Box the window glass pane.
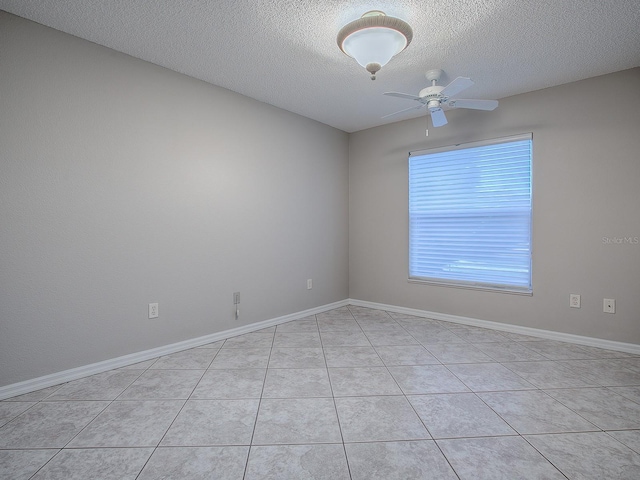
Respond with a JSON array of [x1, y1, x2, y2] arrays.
[[409, 135, 532, 292]]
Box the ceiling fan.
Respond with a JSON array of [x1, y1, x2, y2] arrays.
[[383, 69, 498, 128]]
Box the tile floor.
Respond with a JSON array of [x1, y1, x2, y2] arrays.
[[2, 305, 640, 479]]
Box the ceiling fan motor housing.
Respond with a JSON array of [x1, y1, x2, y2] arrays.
[[427, 99, 441, 111], [419, 85, 445, 111]]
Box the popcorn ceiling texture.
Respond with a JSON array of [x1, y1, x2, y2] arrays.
[[1, 0, 639, 132]]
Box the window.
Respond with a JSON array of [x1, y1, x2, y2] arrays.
[[408, 134, 532, 293]]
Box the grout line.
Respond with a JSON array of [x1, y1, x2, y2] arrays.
[[319, 313, 355, 480], [519, 434, 572, 479], [133, 351, 215, 478], [241, 328, 276, 480], [23, 448, 63, 480]]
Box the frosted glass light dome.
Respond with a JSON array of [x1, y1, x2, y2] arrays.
[[337, 11, 413, 80], [343, 27, 407, 68]]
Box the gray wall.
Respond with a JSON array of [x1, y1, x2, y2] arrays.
[[349, 68, 640, 344], [0, 12, 349, 386]]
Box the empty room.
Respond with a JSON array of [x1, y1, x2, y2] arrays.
[[1, 1, 639, 479]]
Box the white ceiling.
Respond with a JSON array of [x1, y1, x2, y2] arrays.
[[2, 0, 639, 133]]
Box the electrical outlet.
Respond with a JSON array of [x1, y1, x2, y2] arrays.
[[148, 303, 158, 319], [603, 298, 616, 314], [307, 279, 312, 290], [569, 294, 581, 308], [233, 292, 240, 305]]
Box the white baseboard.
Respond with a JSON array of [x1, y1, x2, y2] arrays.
[[0, 299, 349, 401], [349, 298, 640, 355], [4, 297, 637, 401]]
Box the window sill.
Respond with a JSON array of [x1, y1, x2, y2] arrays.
[[408, 278, 533, 296]]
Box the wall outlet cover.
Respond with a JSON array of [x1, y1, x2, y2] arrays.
[[570, 294, 581, 308], [148, 303, 159, 319]]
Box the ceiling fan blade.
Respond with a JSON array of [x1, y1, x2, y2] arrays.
[[383, 92, 423, 102], [382, 104, 426, 119], [448, 99, 499, 111], [430, 108, 448, 127], [440, 77, 474, 98]]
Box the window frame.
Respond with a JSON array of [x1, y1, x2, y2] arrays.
[[407, 133, 533, 295]]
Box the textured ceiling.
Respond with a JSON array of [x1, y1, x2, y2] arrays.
[[1, 0, 639, 132]]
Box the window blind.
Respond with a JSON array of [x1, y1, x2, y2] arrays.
[[408, 134, 532, 293]]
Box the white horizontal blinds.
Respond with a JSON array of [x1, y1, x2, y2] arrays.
[[409, 135, 532, 291]]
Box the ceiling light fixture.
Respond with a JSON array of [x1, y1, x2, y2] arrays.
[[337, 10, 413, 80]]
